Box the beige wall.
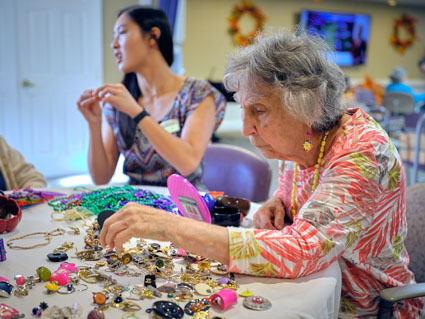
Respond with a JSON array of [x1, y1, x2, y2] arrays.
[[184, 0, 425, 82], [103, 0, 139, 84], [102, 0, 425, 83]]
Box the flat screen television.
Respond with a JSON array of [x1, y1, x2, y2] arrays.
[[299, 9, 371, 66]]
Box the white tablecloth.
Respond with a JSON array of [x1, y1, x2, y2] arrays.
[[0, 186, 341, 318]]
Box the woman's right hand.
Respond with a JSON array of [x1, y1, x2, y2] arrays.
[[253, 195, 286, 230], [77, 89, 102, 125]]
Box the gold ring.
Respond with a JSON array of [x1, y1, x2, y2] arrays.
[[122, 301, 142, 311]]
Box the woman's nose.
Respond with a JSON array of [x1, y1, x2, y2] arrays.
[[241, 108, 255, 137], [110, 37, 118, 49]]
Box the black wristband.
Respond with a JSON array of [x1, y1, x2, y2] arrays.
[[133, 109, 150, 125]]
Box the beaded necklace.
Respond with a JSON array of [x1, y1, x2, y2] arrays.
[[291, 131, 329, 219], [48, 186, 176, 215]]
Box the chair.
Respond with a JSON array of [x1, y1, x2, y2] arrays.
[[382, 92, 416, 116], [381, 92, 416, 141], [202, 144, 272, 202], [398, 113, 425, 184], [378, 182, 425, 318], [412, 113, 425, 184]]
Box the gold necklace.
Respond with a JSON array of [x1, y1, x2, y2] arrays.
[[291, 131, 329, 219], [6, 228, 66, 249]]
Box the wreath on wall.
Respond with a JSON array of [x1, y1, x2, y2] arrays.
[[390, 14, 417, 54], [228, 0, 267, 47]]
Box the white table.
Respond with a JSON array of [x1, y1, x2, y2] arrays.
[[0, 186, 341, 318]]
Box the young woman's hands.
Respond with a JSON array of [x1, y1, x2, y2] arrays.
[[95, 83, 142, 118], [77, 89, 102, 126]]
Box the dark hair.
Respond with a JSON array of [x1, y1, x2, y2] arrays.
[[116, 6, 174, 149], [419, 57, 425, 67], [118, 6, 174, 66]]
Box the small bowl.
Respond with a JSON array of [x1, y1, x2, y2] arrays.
[[0, 195, 22, 233], [211, 207, 241, 227]]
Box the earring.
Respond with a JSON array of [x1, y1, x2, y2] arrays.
[[303, 131, 313, 152]]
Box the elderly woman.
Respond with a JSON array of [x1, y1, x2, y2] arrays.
[[100, 30, 423, 318]]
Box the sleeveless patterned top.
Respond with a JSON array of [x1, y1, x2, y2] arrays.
[[104, 77, 226, 188]]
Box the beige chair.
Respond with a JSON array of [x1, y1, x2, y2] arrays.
[[378, 182, 425, 318]]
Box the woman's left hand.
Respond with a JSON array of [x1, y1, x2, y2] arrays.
[[95, 83, 142, 118], [100, 202, 171, 252]]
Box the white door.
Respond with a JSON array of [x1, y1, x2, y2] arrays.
[[0, 0, 20, 147], [0, 0, 103, 178]]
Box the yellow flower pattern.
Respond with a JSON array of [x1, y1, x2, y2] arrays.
[[321, 238, 336, 254], [340, 297, 357, 314], [350, 152, 377, 180], [346, 221, 363, 248], [229, 230, 263, 260], [391, 235, 404, 259], [387, 160, 401, 191], [249, 262, 279, 277]]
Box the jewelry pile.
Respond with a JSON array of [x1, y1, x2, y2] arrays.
[[1, 187, 272, 319]]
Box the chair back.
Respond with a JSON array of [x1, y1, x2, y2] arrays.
[[354, 88, 377, 107], [382, 92, 415, 115], [202, 144, 272, 202], [405, 182, 425, 283]]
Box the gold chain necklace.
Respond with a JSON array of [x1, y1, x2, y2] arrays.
[[291, 131, 329, 219], [6, 228, 66, 249]]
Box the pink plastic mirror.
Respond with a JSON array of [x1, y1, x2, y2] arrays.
[[167, 174, 211, 223]]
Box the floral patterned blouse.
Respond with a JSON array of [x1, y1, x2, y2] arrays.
[[228, 108, 423, 318], [104, 78, 226, 188]]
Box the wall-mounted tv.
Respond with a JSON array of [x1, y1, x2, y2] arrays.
[[299, 9, 371, 67]]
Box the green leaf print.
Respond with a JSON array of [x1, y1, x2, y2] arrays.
[[229, 230, 263, 260], [340, 297, 357, 314], [350, 152, 377, 180], [391, 235, 404, 259], [249, 262, 279, 277], [387, 160, 401, 191], [345, 221, 363, 248], [321, 238, 336, 254]]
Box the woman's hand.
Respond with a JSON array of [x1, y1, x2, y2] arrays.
[[77, 89, 102, 125], [253, 195, 286, 230], [100, 202, 172, 252], [95, 83, 142, 118]]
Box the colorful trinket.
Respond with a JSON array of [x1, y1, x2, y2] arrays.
[[45, 281, 58, 293], [36, 266, 52, 282], [148, 301, 184, 319], [0, 303, 20, 319], [121, 253, 132, 264], [184, 299, 211, 316], [93, 292, 107, 305], [0, 282, 14, 297], [243, 295, 272, 311], [87, 308, 105, 319], [194, 283, 213, 296], [239, 289, 254, 297], [144, 274, 156, 288], [0, 238, 6, 261]]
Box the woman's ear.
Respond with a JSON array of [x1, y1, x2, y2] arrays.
[[149, 27, 161, 46]]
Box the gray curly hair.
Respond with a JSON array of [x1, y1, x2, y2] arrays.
[[223, 28, 347, 132]]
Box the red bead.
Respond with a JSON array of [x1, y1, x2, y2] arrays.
[[16, 276, 25, 285]]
